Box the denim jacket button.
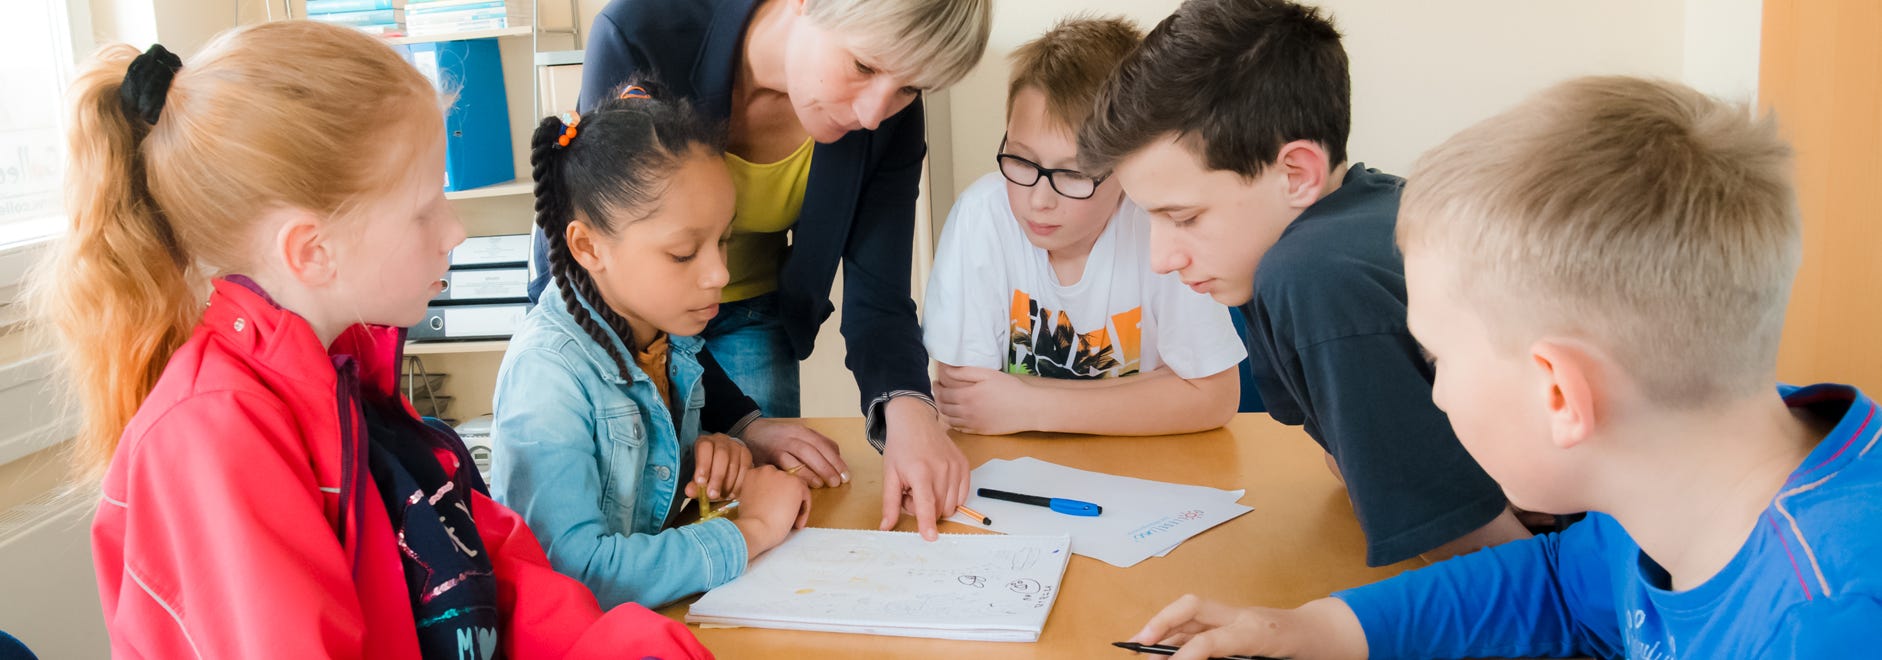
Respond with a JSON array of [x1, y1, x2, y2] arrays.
[[654, 465, 671, 481]]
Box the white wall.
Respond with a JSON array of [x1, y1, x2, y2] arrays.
[[89, 0, 242, 56], [1682, 0, 1763, 103], [942, 0, 1763, 203]]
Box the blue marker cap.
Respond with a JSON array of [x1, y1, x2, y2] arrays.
[[1048, 498, 1102, 516]]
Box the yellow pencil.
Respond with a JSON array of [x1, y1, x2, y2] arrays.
[[702, 501, 740, 521], [957, 505, 991, 525]]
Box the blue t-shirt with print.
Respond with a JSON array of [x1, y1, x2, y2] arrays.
[[1335, 384, 1882, 658]]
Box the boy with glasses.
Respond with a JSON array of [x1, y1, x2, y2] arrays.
[[921, 16, 1246, 437]]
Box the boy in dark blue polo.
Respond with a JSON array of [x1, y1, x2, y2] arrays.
[[1077, 0, 1528, 566]]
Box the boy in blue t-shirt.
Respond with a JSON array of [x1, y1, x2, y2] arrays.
[[1077, 0, 1527, 565], [1121, 75, 1880, 659]]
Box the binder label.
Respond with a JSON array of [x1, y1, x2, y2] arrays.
[[445, 306, 526, 338], [447, 269, 528, 300]]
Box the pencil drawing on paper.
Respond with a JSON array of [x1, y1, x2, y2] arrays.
[[686, 528, 1074, 640]]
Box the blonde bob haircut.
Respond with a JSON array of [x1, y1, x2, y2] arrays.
[[805, 0, 992, 91], [1398, 76, 1801, 408]]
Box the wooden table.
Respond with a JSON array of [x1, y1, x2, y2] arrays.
[[658, 414, 1423, 658]]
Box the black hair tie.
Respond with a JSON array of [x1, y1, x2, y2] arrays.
[[120, 44, 183, 125]]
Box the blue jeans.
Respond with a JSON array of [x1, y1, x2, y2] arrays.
[[703, 292, 802, 418]]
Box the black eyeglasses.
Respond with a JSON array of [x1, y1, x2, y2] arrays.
[[995, 136, 1108, 200]]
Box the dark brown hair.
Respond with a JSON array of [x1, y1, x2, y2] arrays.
[[1077, 0, 1349, 178]]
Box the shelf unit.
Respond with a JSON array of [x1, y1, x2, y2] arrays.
[[444, 178, 532, 201], [405, 339, 512, 356], [388, 26, 534, 46], [416, 17, 537, 421], [398, 0, 580, 420]]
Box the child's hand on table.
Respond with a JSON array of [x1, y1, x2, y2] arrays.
[[729, 465, 812, 560], [1130, 595, 1368, 660], [934, 365, 1036, 435], [688, 433, 753, 501], [741, 418, 850, 488]]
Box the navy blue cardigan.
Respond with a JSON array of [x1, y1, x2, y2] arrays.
[[529, 0, 933, 428]]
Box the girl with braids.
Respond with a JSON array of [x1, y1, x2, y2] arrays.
[[542, 0, 997, 544], [489, 80, 814, 609], [37, 21, 709, 658]]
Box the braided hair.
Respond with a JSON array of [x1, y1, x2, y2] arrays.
[[530, 77, 725, 379]]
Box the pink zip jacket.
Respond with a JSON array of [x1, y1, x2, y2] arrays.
[[91, 277, 713, 659]]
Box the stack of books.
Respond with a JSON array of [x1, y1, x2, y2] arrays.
[[405, 0, 510, 37], [306, 0, 406, 36]]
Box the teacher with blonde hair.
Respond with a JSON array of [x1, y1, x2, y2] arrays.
[[528, 0, 992, 540]]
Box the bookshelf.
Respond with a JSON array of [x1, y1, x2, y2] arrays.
[[405, 339, 511, 356], [388, 25, 533, 46], [407, 5, 540, 422], [275, 0, 583, 421], [443, 178, 531, 201]]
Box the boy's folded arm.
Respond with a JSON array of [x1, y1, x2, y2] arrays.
[[491, 349, 748, 610], [1333, 517, 1624, 659], [1016, 366, 1178, 390], [1026, 367, 1239, 435]]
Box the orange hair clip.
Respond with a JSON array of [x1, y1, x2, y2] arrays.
[[619, 85, 651, 100], [556, 111, 581, 147]]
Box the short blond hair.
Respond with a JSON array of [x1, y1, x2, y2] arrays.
[[1398, 76, 1800, 407], [1006, 16, 1143, 132], [806, 0, 991, 91]]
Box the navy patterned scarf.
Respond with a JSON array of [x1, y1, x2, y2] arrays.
[[362, 401, 504, 659]]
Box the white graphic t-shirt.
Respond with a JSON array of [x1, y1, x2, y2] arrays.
[[923, 173, 1246, 380]]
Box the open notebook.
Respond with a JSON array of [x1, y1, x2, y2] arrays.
[[685, 528, 1073, 642]]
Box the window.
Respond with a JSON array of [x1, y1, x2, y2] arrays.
[[0, 0, 78, 253]]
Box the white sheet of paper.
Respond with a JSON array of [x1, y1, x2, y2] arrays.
[[945, 457, 1252, 567], [686, 528, 1072, 642]]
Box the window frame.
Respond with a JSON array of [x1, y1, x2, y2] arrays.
[[0, 0, 86, 319]]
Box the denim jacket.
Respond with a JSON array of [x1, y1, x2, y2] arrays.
[[490, 282, 746, 609]]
